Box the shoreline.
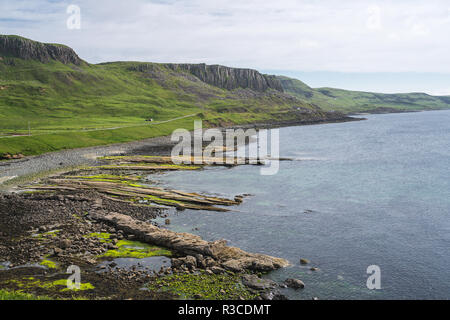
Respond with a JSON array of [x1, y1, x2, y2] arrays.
[[0, 111, 418, 300], [0, 115, 363, 190], [0, 152, 294, 300]]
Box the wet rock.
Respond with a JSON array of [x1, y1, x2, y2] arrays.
[[300, 258, 310, 265], [106, 243, 118, 250], [250, 260, 276, 272], [284, 278, 305, 290], [171, 258, 183, 269], [310, 267, 318, 271], [164, 219, 171, 225], [241, 274, 277, 291], [261, 291, 289, 300]]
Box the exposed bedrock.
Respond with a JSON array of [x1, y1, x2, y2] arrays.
[[0, 35, 84, 65], [165, 63, 284, 92], [93, 212, 289, 272]]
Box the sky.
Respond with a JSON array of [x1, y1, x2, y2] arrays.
[[1, 0, 450, 95]]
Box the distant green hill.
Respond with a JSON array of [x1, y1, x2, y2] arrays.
[[0, 35, 342, 156], [278, 76, 450, 113], [2, 35, 448, 157]]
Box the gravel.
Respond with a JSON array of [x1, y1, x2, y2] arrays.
[[0, 134, 176, 184]]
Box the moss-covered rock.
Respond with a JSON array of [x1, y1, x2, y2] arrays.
[[147, 272, 258, 300], [3, 277, 94, 293], [101, 240, 172, 259], [40, 259, 58, 269]]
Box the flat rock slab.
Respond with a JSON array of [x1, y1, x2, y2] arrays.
[[93, 212, 289, 272]]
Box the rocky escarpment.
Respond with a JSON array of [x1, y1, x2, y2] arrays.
[[0, 35, 84, 65], [165, 63, 283, 92]]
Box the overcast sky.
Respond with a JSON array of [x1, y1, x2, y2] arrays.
[[1, 0, 450, 95]]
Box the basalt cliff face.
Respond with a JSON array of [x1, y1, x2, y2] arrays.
[[0, 35, 84, 65], [165, 63, 283, 92]]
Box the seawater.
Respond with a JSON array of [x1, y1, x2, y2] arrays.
[[151, 110, 450, 299]]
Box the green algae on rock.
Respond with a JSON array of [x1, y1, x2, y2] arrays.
[[3, 277, 95, 293], [31, 229, 62, 242], [51, 279, 95, 292], [84, 232, 112, 243], [40, 259, 58, 269], [147, 272, 258, 300], [101, 240, 172, 259], [0, 289, 53, 300]]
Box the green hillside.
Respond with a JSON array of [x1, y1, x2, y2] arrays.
[[278, 76, 450, 113], [2, 34, 447, 158], [0, 35, 336, 156]]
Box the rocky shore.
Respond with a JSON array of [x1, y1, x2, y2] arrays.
[[0, 151, 298, 300], [0, 117, 354, 300]]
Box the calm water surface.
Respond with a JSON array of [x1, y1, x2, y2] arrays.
[[151, 110, 450, 299]]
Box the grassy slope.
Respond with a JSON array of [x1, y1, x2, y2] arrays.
[[0, 55, 319, 156], [278, 76, 450, 113]]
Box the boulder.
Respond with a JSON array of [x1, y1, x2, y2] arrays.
[[300, 258, 310, 265], [171, 258, 183, 268], [241, 274, 277, 291], [284, 278, 305, 290], [184, 255, 197, 269]]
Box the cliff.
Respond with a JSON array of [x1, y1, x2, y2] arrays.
[[0, 35, 84, 65], [165, 63, 283, 92]]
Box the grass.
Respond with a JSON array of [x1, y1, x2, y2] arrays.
[[4, 36, 446, 157], [0, 36, 321, 156], [0, 116, 198, 156], [278, 75, 450, 113]]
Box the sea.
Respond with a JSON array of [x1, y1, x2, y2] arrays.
[[151, 110, 450, 299]]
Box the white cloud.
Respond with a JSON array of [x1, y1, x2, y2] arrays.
[[366, 5, 382, 30], [0, 0, 449, 73]]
